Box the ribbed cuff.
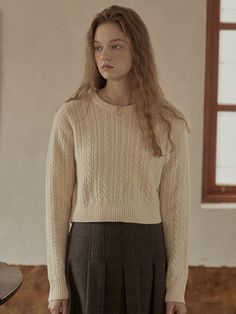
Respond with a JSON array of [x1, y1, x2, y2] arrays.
[[165, 282, 186, 303], [48, 276, 69, 302]]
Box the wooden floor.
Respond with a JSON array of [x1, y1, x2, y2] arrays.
[[0, 265, 236, 314]]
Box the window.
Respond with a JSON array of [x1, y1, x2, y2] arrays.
[[203, 0, 236, 202]]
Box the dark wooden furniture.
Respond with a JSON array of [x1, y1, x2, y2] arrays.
[[0, 262, 23, 305]]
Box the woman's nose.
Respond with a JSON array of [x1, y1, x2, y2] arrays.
[[101, 47, 112, 60]]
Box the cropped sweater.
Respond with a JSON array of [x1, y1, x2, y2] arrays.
[[45, 87, 191, 304]]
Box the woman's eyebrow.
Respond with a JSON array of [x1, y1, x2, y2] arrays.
[[94, 38, 125, 43]]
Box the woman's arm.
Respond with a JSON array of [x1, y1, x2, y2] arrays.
[[159, 118, 191, 304], [45, 104, 76, 302]]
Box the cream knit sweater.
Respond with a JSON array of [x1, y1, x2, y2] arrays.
[[45, 88, 191, 304]]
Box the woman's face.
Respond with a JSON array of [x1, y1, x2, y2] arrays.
[[93, 22, 133, 81]]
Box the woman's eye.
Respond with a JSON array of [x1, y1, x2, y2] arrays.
[[94, 45, 121, 51], [112, 44, 121, 49]]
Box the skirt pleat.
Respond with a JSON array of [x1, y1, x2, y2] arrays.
[[86, 259, 106, 313], [65, 221, 167, 314], [151, 261, 167, 313]]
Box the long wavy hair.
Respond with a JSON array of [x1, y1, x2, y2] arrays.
[[65, 5, 191, 157]]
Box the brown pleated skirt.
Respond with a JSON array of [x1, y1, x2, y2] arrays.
[[65, 221, 167, 314]]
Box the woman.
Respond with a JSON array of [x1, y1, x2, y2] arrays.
[[46, 5, 191, 314]]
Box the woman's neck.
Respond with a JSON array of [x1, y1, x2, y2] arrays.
[[98, 86, 133, 106]]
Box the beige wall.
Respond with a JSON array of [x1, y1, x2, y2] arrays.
[[1, 0, 235, 266]]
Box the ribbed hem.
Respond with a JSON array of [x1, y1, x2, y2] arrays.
[[70, 201, 162, 224], [48, 276, 68, 302]]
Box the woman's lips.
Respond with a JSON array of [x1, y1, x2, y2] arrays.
[[101, 65, 113, 69]]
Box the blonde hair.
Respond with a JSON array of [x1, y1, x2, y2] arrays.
[[66, 5, 191, 157]]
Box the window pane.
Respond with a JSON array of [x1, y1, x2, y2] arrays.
[[218, 30, 236, 104], [216, 111, 236, 185], [220, 0, 236, 22]]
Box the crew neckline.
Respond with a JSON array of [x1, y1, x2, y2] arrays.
[[91, 87, 135, 113]]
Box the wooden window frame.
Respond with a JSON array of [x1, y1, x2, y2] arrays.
[[202, 0, 236, 203]]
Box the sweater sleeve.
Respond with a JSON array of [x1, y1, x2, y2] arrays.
[[45, 104, 76, 302], [159, 118, 191, 304]]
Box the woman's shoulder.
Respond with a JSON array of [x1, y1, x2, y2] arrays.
[[55, 95, 90, 124], [160, 104, 189, 134], [157, 104, 190, 155]]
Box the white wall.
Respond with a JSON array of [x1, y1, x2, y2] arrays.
[[1, 0, 235, 266]]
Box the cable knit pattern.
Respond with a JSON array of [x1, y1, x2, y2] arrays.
[[45, 88, 191, 303]]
